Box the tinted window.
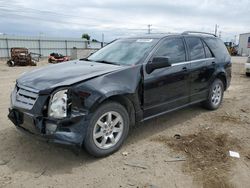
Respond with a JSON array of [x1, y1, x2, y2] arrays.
[[185, 37, 205, 60], [203, 42, 213, 58], [203, 38, 230, 61], [154, 38, 186, 64]]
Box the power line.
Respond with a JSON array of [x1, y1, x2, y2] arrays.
[[0, 4, 173, 34], [0, 4, 147, 29], [4, 4, 235, 39], [0, 6, 151, 36], [0, 12, 148, 32]]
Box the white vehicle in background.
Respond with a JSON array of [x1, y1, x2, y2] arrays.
[[246, 56, 250, 77]]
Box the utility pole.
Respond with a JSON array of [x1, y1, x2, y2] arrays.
[[147, 24, 152, 34], [219, 31, 222, 38], [234, 35, 237, 44], [101, 33, 104, 48], [214, 24, 219, 36]]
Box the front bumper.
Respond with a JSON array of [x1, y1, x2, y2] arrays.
[[8, 108, 88, 149]]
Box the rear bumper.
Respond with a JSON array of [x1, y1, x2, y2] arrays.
[[8, 108, 88, 149]]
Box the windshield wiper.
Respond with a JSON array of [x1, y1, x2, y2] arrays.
[[95, 60, 120, 65], [79, 58, 92, 61]]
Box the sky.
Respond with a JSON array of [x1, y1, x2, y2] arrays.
[[0, 0, 250, 42]]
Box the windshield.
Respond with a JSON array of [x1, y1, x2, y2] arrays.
[[87, 38, 158, 65]]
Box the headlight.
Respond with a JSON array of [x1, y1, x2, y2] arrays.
[[48, 89, 68, 118]]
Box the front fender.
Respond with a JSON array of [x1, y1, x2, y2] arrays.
[[70, 65, 143, 113]]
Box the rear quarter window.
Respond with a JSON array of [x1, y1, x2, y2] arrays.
[[203, 37, 230, 62], [203, 41, 214, 58]]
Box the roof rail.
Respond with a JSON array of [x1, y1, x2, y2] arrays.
[[182, 31, 217, 37]]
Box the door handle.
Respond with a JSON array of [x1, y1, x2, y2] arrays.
[[182, 67, 188, 71]]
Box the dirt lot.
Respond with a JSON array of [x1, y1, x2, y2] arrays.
[[0, 57, 249, 188]]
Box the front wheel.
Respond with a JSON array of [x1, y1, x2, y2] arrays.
[[202, 79, 224, 110], [84, 102, 129, 157]]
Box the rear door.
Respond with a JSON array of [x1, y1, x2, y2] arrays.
[[184, 37, 215, 102], [143, 36, 190, 118]]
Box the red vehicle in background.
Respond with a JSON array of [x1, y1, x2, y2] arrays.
[[48, 53, 70, 63]]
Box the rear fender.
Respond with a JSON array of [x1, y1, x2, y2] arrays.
[[209, 68, 228, 90]]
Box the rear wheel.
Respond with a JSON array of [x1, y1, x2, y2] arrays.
[[202, 79, 224, 110], [246, 72, 250, 77], [84, 102, 129, 157]]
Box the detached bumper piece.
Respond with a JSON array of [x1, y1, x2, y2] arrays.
[[8, 108, 87, 149]]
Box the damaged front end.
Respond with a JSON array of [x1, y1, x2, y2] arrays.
[[8, 84, 89, 150], [7, 59, 144, 154]]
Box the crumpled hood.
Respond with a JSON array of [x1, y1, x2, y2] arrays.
[[17, 60, 123, 92]]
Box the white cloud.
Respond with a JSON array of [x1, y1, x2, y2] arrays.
[[0, 0, 249, 42]]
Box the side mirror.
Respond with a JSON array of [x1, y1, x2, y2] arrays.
[[146, 56, 171, 74]]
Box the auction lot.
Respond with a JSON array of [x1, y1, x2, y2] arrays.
[[0, 57, 249, 188]]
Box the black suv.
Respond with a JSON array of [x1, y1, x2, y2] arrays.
[[8, 31, 231, 157]]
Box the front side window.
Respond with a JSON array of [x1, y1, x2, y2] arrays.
[[185, 37, 206, 60], [88, 38, 158, 65], [154, 38, 186, 64]]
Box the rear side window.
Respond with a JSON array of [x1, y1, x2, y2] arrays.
[[203, 37, 230, 61], [185, 37, 205, 60], [154, 38, 186, 64], [203, 42, 213, 58]]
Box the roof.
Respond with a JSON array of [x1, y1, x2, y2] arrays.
[[127, 33, 176, 39], [125, 31, 216, 39]]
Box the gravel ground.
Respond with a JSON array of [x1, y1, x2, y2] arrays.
[[0, 57, 249, 188]]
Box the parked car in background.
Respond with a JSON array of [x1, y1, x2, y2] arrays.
[[6, 48, 40, 66], [48, 53, 69, 63], [246, 56, 250, 76], [8, 31, 231, 157]]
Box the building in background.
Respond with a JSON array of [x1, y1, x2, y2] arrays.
[[0, 35, 103, 59], [238, 33, 250, 56]]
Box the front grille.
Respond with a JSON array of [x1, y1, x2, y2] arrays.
[[15, 86, 38, 110]]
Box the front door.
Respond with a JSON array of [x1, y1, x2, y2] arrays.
[[143, 36, 190, 119]]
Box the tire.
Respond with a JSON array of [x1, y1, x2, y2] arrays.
[[84, 102, 130, 157], [246, 72, 250, 77], [202, 79, 224, 110], [7, 60, 15, 67], [31, 60, 37, 66]]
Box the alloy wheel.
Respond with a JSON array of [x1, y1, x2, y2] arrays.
[[93, 111, 124, 149], [211, 84, 222, 106]]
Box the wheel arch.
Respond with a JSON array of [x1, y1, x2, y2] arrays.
[[215, 72, 227, 91], [89, 94, 136, 127], [210, 69, 228, 91]]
